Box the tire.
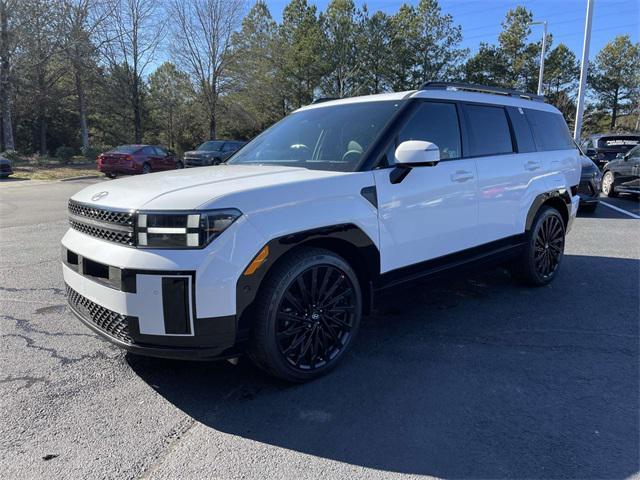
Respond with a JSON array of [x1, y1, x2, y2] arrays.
[[176, 161, 184, 169], [105, 172, 117, 179], [142, 163, 152, 174], [602, 171, 617, 197], [248, 247, 362, 382], [511, 205, 566, 286]]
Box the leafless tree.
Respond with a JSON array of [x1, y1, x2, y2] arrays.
[[169, 0, 245, 139], [100, 0, 163, 143], [59, 0, 113, 150]]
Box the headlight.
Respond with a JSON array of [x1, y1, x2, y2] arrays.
[[137, 209, 241, 248]]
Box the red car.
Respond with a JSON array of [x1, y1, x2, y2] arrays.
[[97, 145, 183, 178]]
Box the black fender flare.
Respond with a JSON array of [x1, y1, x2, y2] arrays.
[[235, 224, 379, 338], [525, 189, 572, 232]]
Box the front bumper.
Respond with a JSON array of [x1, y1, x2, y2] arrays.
[[578, 175, 601, 205], [63, 260, 237, 359], [61, 215, 267, 359]]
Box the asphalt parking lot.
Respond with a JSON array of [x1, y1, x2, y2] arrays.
[[1, 178, 638, 479]]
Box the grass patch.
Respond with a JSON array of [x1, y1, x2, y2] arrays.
[[2, 154, 100, 181]]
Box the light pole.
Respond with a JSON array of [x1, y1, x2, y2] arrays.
[[531, 20, 548, 96], [574, 0, 594, 141]]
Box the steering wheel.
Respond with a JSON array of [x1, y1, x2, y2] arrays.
[[341, 149, 362, 164]]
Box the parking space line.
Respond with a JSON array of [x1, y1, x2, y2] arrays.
[[600, 201, 640, 219]]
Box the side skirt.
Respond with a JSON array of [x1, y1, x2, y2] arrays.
[[375, 234, 525, 292]]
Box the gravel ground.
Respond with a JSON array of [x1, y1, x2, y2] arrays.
[[1, 179, 638, 480]]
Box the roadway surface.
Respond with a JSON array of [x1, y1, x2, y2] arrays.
[[1, 177, 638, 479]]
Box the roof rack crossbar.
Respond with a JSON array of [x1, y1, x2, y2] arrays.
[[419, 81, 545, 102]]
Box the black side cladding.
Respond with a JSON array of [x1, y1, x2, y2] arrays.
[[162, 277, 191, 334]]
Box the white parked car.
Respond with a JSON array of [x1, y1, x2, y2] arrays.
[[62, 82, 581, 382]]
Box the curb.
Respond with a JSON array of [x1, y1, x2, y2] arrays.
[[60, 175, 101, 182]]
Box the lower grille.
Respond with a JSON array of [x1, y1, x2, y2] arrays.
[[69, 219, 135, 246], [578, 180, 594, 196], [66, 284, 133, 343]]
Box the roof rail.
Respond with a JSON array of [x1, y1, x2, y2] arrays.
[[311, 97, 339, 104], [419, 81, 545, 102]]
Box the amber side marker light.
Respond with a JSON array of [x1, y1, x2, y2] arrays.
[[244, 246, 269, 276]]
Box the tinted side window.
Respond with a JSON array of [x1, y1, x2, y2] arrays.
[[526, 109, 575, 151], [506, 107, 536, 153], [154, 146, 166, 156], [397, 102, 462, 160], [142, 146, 155, 155], [463, 104, 513, 156], [222, 143, 235, 152]]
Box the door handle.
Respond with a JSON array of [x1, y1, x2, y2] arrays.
[[450, 170, 474, 182], [525, 160, 542, 171]]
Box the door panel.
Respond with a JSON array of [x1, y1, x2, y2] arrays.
[[374, 100, 479, 273], [375, 160, 479, 273]]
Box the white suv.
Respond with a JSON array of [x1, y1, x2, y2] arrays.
[[62, 82, 582, 382]]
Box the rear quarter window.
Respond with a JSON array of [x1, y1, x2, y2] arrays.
[[525, 109, 575, 151]]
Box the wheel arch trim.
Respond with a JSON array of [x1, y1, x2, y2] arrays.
[[525, 189, 571, 232], [235, 224, 379, 337]]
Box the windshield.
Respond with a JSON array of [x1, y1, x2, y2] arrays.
[[197, 141, 225, 151], [228, 101, 403, 172]]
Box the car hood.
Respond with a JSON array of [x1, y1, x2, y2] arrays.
[[71, 165, 347, 210], [184, 150, 216, 157]]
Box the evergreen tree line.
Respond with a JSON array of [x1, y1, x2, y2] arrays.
[[0, 0, 638, 158]]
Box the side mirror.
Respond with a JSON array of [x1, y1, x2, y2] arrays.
[[395, 140, 440, 167], [586, 148, 596, 157], [615, 152, 624, 160]]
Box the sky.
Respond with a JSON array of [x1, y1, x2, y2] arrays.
[[265, 0, 639, 59]]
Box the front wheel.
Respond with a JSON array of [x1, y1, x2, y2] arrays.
[[142, 163, 152, 174], [176, 161, 184, 169], [601, 171, 617, 197], [511, 206, 566, 286], [249, 247, 362, 382]]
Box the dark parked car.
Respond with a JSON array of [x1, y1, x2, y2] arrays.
[[577, 156, 601, 212], [0, 155, 13, 178], [183, 140, 246, 167], [601, 144, 640, 198], [97, 145, 183, 178], [582, 133, 640, 169]]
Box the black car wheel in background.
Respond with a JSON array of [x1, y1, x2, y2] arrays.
[[578, 156, 601, 212]]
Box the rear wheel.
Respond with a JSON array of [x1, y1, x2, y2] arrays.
[[105, 172, 117, 179], [176, 161, 184, 169], [142, 163, 152, 174], [601, 171, 617, 197], [249, 247, 362, 382], [512, 206, 565, 286]]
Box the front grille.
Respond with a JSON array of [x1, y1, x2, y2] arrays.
[[66, 284, 133, 343], [68, 200, 136, 246], [68, 200, 134, 226]]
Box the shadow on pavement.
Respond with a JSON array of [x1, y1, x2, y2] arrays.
[[129, 254, 639, 478]]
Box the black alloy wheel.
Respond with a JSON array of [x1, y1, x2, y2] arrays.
[[249, 247, 362, 382], [511, 205, 566, 286], [276, 264, 357, 371], [533, 213, 564, 279]]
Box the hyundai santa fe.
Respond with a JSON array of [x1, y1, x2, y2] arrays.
[[62, 82, 582, 382]]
